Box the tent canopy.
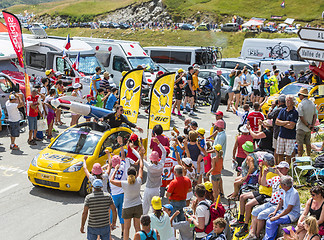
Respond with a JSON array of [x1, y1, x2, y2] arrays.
[[242, 19, 264, 27]]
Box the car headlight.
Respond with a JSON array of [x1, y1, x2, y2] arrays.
[[63, 162, 83, 173], [31, 154, 39, 167]]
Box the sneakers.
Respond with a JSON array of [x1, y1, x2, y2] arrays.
[[177, 112, 183, 117], [244, 233, 258, 240], [28, 139, 37, 145], [235, 225, 249, 238], [230, 219, 244, 228], [189, 111, 197, 116], [10, 144, 19, 150], [183, 109, 188, 114]]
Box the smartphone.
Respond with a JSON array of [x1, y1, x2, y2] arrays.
[[268, 167, 275, 173]]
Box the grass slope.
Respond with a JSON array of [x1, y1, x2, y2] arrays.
[[7, 0, 324, 22], [40, 28, 295, 58]]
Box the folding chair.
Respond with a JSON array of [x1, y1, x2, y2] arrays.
[[292, 156, 317, 185]]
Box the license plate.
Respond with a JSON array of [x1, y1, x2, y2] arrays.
[[37, 173, 55, 181]]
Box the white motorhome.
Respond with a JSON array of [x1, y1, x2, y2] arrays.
[[0, 33, 105, 95], [143, 46, 209, 72], [240, 38, 306, 61], [260, 60, 310, 74], [74, 37, 166, 84]]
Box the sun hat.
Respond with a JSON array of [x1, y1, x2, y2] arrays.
[[92, 179, 103, 189], [127, 166, 137, 176], [298, 87, 309, 96], [45, 70, 52, 76], [163, 204, 173, 212], [283, 226, 296, 235], [263, 153, 275, 167], [215, 111, 223, 116], [111, 155, 121, 168], [277, 161, 289, 169], [214, 120, 225, 129], [239, 125, 249, 133], [92, 163, 103, 175], [198, 128, 205, 135], [73, 83, 81, 89], [214, 144, 222, 152], [151, 196, 162, 210], [178, 68, 184, 73], [130, 133, 138, 142], [203, 181, 213, 192], [264, 69, 271, 73], [150, 151, 160, 162], [242, 141, 254, 153], [9, 94, 16, 100], [182, 157, 192, 166]]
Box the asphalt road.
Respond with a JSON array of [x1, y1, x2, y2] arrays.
[[0, 104, 241, 240]]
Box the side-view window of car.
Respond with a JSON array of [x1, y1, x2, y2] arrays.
[[198, 72, 210, 79], [100, 131, 131, 156], [0, 76, 13, 93], [223, 61, 237, 69]]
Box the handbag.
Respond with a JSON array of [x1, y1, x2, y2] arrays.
[[37, 118, 47, 131]]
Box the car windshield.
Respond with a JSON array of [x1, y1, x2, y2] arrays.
[[50, 128, 102, 155], [128, 57, 164, 72], [70, 55, 103, 75], [281, 83, 313, 96]]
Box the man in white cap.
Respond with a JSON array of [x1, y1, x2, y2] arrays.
[[5, 93, 24, 150], [296, 87, 317, 157]]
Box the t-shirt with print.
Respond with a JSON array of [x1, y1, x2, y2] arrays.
[[247, 111, 264, 132], [109, 159, 130, 195], [26, 95, 39, 117], [161, 157, 178, 187], [196, 200, 211, 238], [258, 166, 278, 196], [267, 176, 284, 204]]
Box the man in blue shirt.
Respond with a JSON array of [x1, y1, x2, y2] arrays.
[[263, 176, 300, 240], [275, 95, 298, 164], [105, 87, 119, 110], [91, 66, 102, 97]]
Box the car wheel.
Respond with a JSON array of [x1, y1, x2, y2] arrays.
[[79, 177, 92, 197]]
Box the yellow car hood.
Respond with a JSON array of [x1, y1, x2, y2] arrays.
[[36, 149, 84, 171]]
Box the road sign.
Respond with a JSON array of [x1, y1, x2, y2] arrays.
[[297, 46, 324, 61], [298, 27, 324, 43]]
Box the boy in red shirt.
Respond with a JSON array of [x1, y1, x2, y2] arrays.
[[26, 89, 42, 145], [247, 102, 264, 132]]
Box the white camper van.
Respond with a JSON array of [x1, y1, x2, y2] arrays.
[[0, 33, 104, 95], [240, 38, 306, 61], [144, 46, 210, 72], [260, 60, 310, 74], [74, 37, 166, 85]]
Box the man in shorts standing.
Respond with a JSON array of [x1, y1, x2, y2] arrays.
[[251, 70, 261, 103], [172, 68, 185, 116], [183, 66, 196, 116], [275, 95, 298, 164], [5, 93, 24, 150], [296, 88, 317, 157]]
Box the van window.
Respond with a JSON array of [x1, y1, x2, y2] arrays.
[[113, 56, 129, 72], [26, 52, 46, 69], [56, 58, 75, 77], [150, 50, 171, 64], [170, 52, 191, 65], [0, 76, 13, 93], [96, 52, 111, 68]]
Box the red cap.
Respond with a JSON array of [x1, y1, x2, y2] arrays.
[[164, 146, 170, 155], [157, 71, 164, 75], [86, 94, 93, 99], [130, 133, 138, 142], [215, 111, 223, 116]]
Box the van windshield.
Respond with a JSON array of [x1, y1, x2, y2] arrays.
[[70, 55, 103, 76], [128, 57, 165, 72]]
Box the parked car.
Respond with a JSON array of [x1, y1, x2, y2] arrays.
[[71, 23, 80, 28], [181, 24, 195, 30], [284, 27, 298, 34], [49, 24, 58, 29], [221, 23, 239, 32], [262, 26, 277, 33], [196, 24, 208, 31], [119, 23, 130, 29], [58, 23, 68, 28], [108, 22, 120, 28]]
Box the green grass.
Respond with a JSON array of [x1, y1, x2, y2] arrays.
[[40, 28, 296, 58]]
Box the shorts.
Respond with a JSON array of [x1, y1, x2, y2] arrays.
[[47, 111, 55, 125], [260, 89, 266, 97], [185, 86, 193, 97], [241, 87, 248, 96], [253, 89, 260, 96], [296, 129, 311, 146], [252, 190, 270, 205], [234, 90, 240, 94], [211, 174, 221, 181], [252, 202, 277, 220], [272, 137, 277, 150], [228, 86, 233, 93], [87, 225, 110, 240], [192, 161, 204, 174], [122, 204, 143, 219], [236, 157, 245, 168], [175, 89, 183, 100], [276, 136, 295, 155], [27, 116, 37, 130], [9, 121, 20, 137]]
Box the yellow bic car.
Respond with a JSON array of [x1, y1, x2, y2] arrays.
[[27, 122, 132, 196], [261, 82, 324, 120]]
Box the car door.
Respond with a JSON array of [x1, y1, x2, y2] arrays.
[[98, 130, 131, 158]]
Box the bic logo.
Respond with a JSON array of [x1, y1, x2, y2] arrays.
[[154, 116, 169, 122]]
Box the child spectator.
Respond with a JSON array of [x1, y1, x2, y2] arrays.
[[204, 142, 213, 182], [171, 210, 194, 240], [95, 88, 110, 108], [206, 144, 223, 200], [84, 95, 96, 122], [203, 218, 227, 240], [197, 128, 207, 184], [105, 87, 118, 110]]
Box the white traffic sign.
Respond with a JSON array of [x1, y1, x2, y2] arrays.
[[298, 27, 324, 43], [297, 47, 324, 61]]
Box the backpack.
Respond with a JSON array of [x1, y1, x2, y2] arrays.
[[195, 200, 226, 234], [314, 154, 324, 168], [141, 230, 156, 240]]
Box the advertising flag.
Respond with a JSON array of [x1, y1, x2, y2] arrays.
[[119, 69, 143, 123], [148, 72, 175, 130]]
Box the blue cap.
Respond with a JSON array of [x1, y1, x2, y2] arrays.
[[285, 71, 289, 75], [163, 204, 174, 211], [92, 179, 103, 188]]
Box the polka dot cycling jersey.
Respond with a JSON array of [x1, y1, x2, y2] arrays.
[[267, 176, 284, 204]]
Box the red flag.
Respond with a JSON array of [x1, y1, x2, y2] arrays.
[[2, 11, 24, 68]]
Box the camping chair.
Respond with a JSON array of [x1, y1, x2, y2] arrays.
[[292, 156, 318, 185]]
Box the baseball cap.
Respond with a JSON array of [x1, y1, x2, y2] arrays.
[[86, 94, 93, 99], [174, 165, 182, 171], [284, 71, 289, 75], [182, 157, 192, 166], [264, 69, 271, 73], [45, 70, 52, 76], [178, 68, 184, 73], [111, 155, 121, 168], [9, 94, 16, 100], [213, 144, 222, 151], [92, 163, 103, 175], [150, 151, 160, 162], [163, 204, 173, 212], [215, 111, 223, 116], [92, 179, 103, 188], [151, 196, 162, 210], [203, 181, 213, 192], [242, 141, 254, 153], [130, 133, 138, 142], [277, 161, 289, 169], [141, 64, 147, 68], [198, 128, 205, 135], [73, 83, 81, 89], [55, 71, 63, 76], [127, 166, 137, 176], [216, 70, 222, 75], [164, 146, 170, 155]]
